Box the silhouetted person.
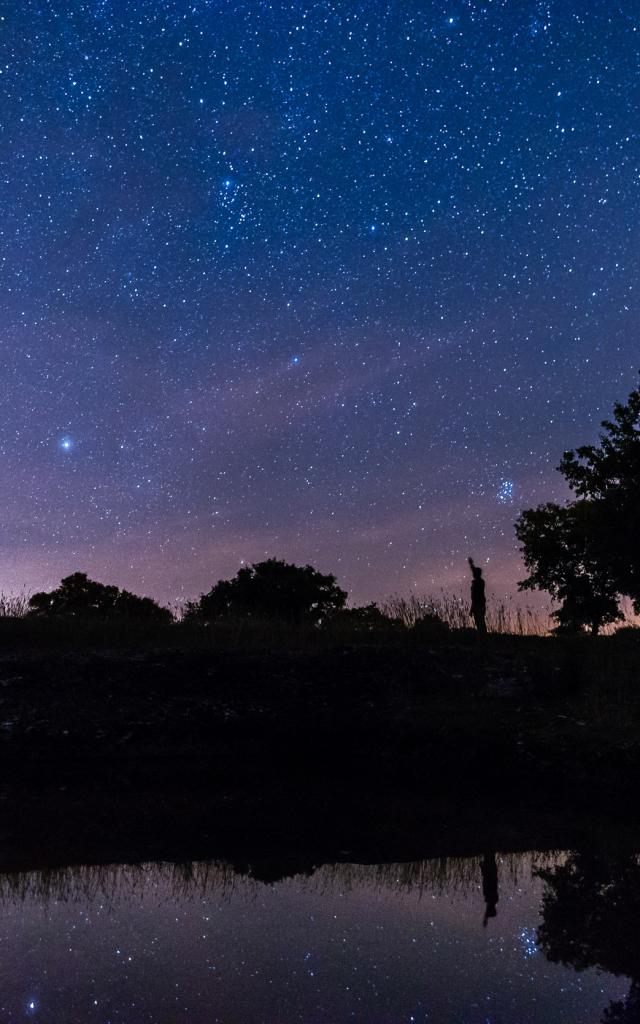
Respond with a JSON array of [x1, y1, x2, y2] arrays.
[[468, 557, 487, 634], [481, 851, 498, 926]]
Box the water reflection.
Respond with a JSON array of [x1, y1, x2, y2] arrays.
[[0, 852, 633, 1023], [0, 851, 550, 905], [481, 851, 499, 926], [538, 853, 640, 1023]]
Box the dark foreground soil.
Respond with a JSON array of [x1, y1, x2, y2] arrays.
[[1, 635, 639, 874]]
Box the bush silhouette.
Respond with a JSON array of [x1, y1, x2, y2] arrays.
[[328, 602, 403, 633], [29, 572, 173, 623], [411, 611, 450, 639], [185, 558, 348, 624]]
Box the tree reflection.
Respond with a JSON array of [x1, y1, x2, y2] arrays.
[[538, 852, 640, 1022], [603, 985, 640, 1024]]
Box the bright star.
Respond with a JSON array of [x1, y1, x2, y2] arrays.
[[59, 437, 74, 452], [290, 355, 300, 366]]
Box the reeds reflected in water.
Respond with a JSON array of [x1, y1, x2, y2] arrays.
[[0, 852, 561, 909]]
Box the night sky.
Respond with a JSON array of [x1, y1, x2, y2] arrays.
[[2, 2, 639, 605]]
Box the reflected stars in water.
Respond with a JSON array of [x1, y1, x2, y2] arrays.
[[519, 927, 538, 959]]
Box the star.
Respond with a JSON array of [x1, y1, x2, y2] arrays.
[[0, 0, 635, 608]]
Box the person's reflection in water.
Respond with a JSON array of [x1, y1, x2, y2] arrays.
[[481, 851, 499, 926]]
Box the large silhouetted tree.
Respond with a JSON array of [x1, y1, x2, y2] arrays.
[[185, 558, 347, 623], [515, 501, 622, 635], [516, 380, 640, 630], [29, 572, 173, 622], [559, 385, 640, 612]]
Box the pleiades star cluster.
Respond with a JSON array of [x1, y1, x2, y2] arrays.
[[1, 1, 638, 603]]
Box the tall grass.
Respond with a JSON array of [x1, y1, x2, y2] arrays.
[[382, 593, 553, 636], [0, 588, 635, 650], [0, 593, 29, 618], [383, 593, 469, 630]]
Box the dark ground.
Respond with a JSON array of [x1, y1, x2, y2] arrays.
[[1, 634, 640, 876]]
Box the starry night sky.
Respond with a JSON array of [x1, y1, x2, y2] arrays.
[[2, 1, 639, 605]]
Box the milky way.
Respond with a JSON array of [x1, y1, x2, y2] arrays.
[[1, 2, 638, 604]]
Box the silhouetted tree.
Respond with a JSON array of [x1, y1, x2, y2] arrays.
[[516, 502, 622, 635], [559, 384, 640, 613], [185, 558, 347, 623], [29, 572, 172, 623], [516, 381, 640, 627]]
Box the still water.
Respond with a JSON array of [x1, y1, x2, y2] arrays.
[[0, 853, 634, 1023]]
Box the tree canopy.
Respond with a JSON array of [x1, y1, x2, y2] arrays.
[[515, 501, 622, 635], [29, 572, 173, 623], [559, 385, 640, 610], [516, 380, 640, 632], [185, 558, 347, 623]]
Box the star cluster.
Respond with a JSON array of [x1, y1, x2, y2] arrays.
[[1, 2, 638, 603]]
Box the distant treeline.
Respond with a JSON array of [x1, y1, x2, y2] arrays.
[[3, 381, 639, 639], [15, 564, 460, 635], [2, 566, 556, 641]]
